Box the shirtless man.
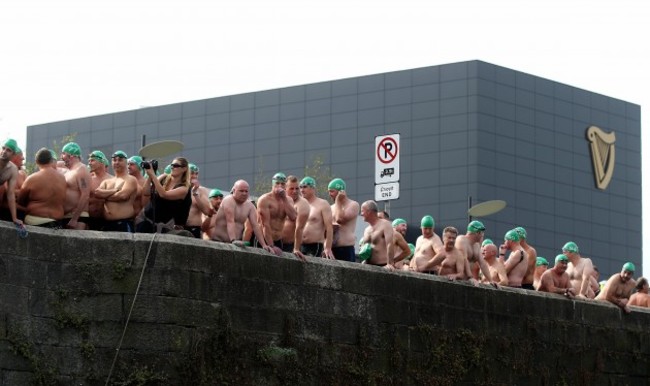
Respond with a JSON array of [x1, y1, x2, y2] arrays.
[[257, 172, 297, 254], [18, 148, 66, 228], [628, 277, 650, 308], [533, 257, 549, 290], [280, 175, 310, 261], [93, 151, 138, 232], [358, 200, 394, 269], [328, 178, 359, 262], [127, 155, 146, 216], [184, 163, 212, 238], [596, 262, 637, 313], [390, 218, 412, 269], [409, 215, 443, 272], [60, 142, 91, 229], [212, 179, 273, 253], [500, 229, 529, 288], [563, 241, 596, 299], [537, 254, 576, 299], [87, 150, 112, 230], [201, 189, 224, 240], [418, 227, 466, 281], [457, 220, 494, 285], [481, 244, 508, 286], [1, 146, 28, 222], [0, 139, 23, 226], [299, 176, 334, 259], [515, 227, 538, 290]]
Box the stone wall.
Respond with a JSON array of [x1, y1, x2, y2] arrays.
[[1, 222, 648, 385]]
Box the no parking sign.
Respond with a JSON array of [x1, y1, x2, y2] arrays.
[[375, 134, 400, 201]]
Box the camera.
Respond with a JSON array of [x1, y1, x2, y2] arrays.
[[140, 159, 158, 172]]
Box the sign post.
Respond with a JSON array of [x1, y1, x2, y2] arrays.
[[375, 134, 400, 202]]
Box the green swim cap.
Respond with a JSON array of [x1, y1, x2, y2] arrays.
[[189, 163, 199, 173], [420, 215, 434, 228], [3, 139, 20, 153], [536, 257, 549, 266], [111, 150, 128, 159], [392, 218, 406, 227], [328, 178, 346, 191], [209, 189, 224, 198], [623, 262, 636, 273], [300, 176, 316, 187], [555, 254, 569, 264], [408, 243, 415, 259], [481, 239, 494, 247], [562, 241, 579, 253], [164, 164, 172, 174], [467, 220, 486, 233], [504, 229, 520, 242], [62, 142, 81, 157], [273, 172, 287, 183], [89, 150, 109, 166], [358, 243, 373, 261], [515, 226, 527, 240]]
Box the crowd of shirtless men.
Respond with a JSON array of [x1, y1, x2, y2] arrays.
[[1, 138, 648, 313]]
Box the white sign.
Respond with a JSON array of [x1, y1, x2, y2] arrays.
[[375, 182, 400, 202], [375, 134, 400, 184]]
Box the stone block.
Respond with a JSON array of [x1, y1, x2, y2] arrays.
[[304, 262, 343, 290], [0, 284, 29, 315]]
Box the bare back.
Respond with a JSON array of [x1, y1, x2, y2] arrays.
[[505, 249, 528, 287], [19, 168, 67, 219], [628, 292, 650, 308], [366, 218, 393, 265], [522, 243, 538, 285]]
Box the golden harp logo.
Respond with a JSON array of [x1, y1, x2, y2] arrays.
[[586, 126, 615, 190]]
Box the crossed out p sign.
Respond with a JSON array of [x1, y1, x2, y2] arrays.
[[375, 134, 400, 184]]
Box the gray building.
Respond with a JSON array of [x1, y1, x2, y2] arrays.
[[26, 60, 642, 275]]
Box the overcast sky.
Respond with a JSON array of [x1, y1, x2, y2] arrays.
[[1, 0, 647, 275]]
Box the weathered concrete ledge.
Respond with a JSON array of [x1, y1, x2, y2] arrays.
[[1, 221, 648, 385]]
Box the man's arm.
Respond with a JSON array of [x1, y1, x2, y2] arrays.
[[68, 169, 91, 226], [420, 250, 446, 272], [282, 194, 297, 221], [192, 187, 212, 216], [224, 201, 238, 242], [5, 171, 21, 224], [256, 195, 275, 246], [393, 232, 410, 263], [247, 205, 272, 252], [495, 263, 509, 286], [321, 202, 335, 258], [292, 201, 309, 260], [579, 259, 595, 297], [106, 177, 137, 201], [384, 223, 395, 266]]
